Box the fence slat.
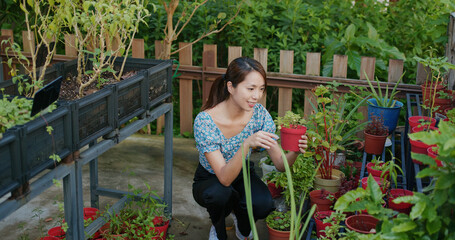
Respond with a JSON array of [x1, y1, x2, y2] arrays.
[[155, 40, 165, 134], [64, 34, 77, 57], [228, 46, 242, 65], [179, 42, 193, 134], [360, 56, 375, 80], [416, 62, 431, 85], [306, 52, 321, 76], [202, 44, 217, 106], [22, 31, 35, 54], [1, 29, 13, 41], [333, 54, 348, 78], [278, 50, 293, 117], [254, 48, 268, 107], [304, 52, 320, 118], [388, 59, 404, 83], [132, 39, 145, 58]]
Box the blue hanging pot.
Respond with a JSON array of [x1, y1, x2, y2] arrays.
[[367, 98, 403, 133]]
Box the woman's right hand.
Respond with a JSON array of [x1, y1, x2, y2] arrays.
[[245, 131, 279, 150]]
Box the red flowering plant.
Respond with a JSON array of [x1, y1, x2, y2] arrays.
[[304, 85, 369, 179]]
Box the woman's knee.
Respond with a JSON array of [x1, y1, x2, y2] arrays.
[[200, 184, 233, 207], [252, 193, 274, 219]]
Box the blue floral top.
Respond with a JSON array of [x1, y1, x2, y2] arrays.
[[194, 104, 276, 174]]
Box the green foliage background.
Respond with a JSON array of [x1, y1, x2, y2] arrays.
[[2, 0, 455, 135]]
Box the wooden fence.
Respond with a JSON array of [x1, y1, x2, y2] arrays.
[[1, 30, 423, 135]]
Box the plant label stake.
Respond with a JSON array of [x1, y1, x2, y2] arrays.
[[31, 76, 63, 116]]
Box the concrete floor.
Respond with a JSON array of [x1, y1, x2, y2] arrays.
[[0, 134, 270, 240]]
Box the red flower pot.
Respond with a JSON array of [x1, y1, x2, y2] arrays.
[[267, 181, 283, 199], [388, 189, 413, 215], [309, 190, 334, 212], [364, 132, 387, 155], [345, 214, 379, 234], [366, 162, 389, 179], [427, 147, 443, 167], [408, 116, 436, 132], [314, 211, 334, 238], [409, 125, 438, 165], [280, 125, 307, 152], [267, 224, 290, 240], [361, 176, 388, 194], [48, 226, 65, 239]]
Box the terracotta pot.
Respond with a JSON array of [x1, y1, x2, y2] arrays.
[[361, 176, 389, 194], [345, 214, 379, 234], [427, 147, 443, 167], [280, 125, 307, 152], [309, 190, 334, 212], [408, 116, 436, 132], [364, 131, 387, 155], [314, 211, 334, 238], [366, 162, 389, 179], [388, 189, 414, 214], [267, 181, 283, 199], [267, 224, 290, 240], [314, 169, 345, 193]]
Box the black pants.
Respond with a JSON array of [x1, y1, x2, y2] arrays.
[[192, 163, 274, 240]]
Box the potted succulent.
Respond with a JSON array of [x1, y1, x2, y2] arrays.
[[305, 85, 368, 193], [364, 114, 389, 155], [274, 111, 306, 152], [362, 75, 404, 133]]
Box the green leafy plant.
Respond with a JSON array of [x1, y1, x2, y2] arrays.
[[103, 183, 169, 239], [274, 110, 305, 130], [272, 155, 315, 204], [370, 151, 403, 188], [320, 211, 346, 240], [304, 85, 369, 179]]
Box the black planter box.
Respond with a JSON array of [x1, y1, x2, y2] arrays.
[[0, 129, 22, 198], [18, 103, 73, 180]]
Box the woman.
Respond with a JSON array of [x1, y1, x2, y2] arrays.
[[192, 57, 308, 240]]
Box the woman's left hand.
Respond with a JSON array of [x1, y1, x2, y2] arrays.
[[296, 134, 308, 154]]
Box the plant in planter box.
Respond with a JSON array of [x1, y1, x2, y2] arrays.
[[363, 114, 389, 155], [60, 0, 151, 97], [274, 111, 306, 152], [305, 85, 369, 193]]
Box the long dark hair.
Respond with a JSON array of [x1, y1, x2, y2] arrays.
[[201, 57, 267, 111]]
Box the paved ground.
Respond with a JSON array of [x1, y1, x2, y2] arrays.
[[0, 134, 270, 240]]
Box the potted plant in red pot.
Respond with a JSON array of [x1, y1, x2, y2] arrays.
[[309, 189, 335, 212], [305, 85, 368, 193], [275, 111, 306, 152], [364, 115, 389, 155], [313, 210, 334, 238], [388, 189, 414, 214], [408, 116, 436, 132], [265, 210, 291, 240]]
